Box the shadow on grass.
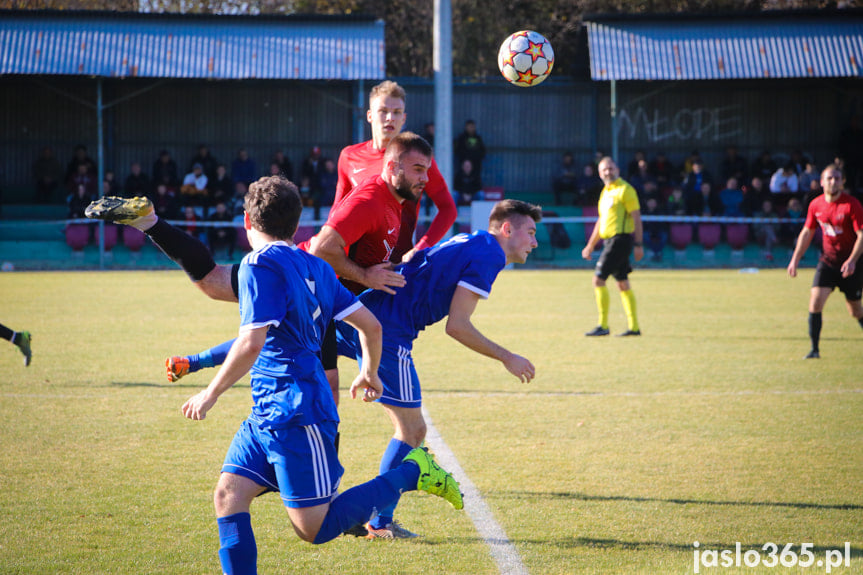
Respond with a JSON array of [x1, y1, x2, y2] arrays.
[[109, 381, 250, 388], [496, 490, 863, 511]]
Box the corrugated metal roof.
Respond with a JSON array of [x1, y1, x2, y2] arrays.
[[586, 15, 863, 81], [0, 11, 385, 80]]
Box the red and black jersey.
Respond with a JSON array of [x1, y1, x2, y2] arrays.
[[804, 193, 863, 267], [335, 140, 456, 259]]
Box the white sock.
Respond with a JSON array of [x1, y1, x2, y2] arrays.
[[128, 212, 158, 232]]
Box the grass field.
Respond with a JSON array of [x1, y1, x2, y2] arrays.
[[1, 268, 861, 574]]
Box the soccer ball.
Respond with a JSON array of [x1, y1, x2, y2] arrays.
[[497, 30, 554, 87]]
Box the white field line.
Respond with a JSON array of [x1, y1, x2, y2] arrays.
[[425, 388, 863, 398], [422, 406, 529, 575]]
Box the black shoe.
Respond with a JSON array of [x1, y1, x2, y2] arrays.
[[616, 330, 641, 337], [342, 523, 369, 537], [804, 350, 820, 359], [585, 326, 610, 336]]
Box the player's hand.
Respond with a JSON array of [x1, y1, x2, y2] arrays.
[[787, 261, 798, 278], [401, 247, 418, 263], [503, 352, 535, 383], [633, 245, 644, 262], [363, 262, 406, 294], [182, 389, 217, 420], [350, 372, 383, 402], [581, 246, 593, 261], [841, 259, 856, 278]]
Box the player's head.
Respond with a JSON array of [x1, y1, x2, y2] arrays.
[[383, 131, 432, 202], [597, 156, 620, 185], [244, 175, 302, 241], [488, 200, 542, 264], [820, 165, 844, 198], [368, 80, 407, 150]]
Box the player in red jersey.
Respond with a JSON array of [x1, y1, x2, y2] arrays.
[[788, 165, 863, 358], [335, 80, 456, 264]]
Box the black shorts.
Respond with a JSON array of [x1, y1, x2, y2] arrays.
[[595, 234, 633, 282], [812, 260, 863, 301], [320, 320, 338, 370]]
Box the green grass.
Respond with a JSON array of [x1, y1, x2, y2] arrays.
[[0, 269, 860, 574]]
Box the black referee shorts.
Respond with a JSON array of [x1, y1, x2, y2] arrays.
[[595, 234, 634, 282]]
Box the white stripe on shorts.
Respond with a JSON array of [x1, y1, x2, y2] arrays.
[[398, 346, 412, 403], [304, 424, 331, 498]]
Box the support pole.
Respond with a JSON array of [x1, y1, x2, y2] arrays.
[[97, 78, 105, 270], [433, 0, 453, 189], [610, 79, 618, 162]]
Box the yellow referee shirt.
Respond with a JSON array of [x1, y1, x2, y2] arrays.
[[597, 178, 640, 240]]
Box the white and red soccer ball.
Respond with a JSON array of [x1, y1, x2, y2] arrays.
[[497, 30, 554, 87]]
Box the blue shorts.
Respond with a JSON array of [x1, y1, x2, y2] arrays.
[[335, 322, 422, 409], [222, 418, 344, 508]]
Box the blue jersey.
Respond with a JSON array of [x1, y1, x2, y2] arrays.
[[359, 231, 506, 342], [238, 241, 362, 428]]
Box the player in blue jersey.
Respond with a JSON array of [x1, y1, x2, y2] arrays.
[[178, 176, 462, 574], [169, 199, 540, 538]]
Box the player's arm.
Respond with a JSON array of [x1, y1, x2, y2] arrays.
[[840, 228, 863, 278], [181, 326, 266, 420], [445, 285, 535, 383], [411, 164, 457, 255], [310, 225, 406, 294], [787, 227, 814, 278], [582, 217, 601, 260], [333, 151, 351, 207], [630, 209, 644, 262], [340, 306, 383, 402]]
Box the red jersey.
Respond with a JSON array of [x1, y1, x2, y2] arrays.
[[324, 175, 403, 294], [335, 140, 457, 259], [804, 193, 863, 267]]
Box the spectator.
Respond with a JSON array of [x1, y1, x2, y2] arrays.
[[753, 199, 779, 260], [682, 159, 713, 197], [751, 150, 777, 180], [271, 150, 294, 182], [576, 163, 604, 206], [681, 149, 701, 178], [300, 146, 324, 206], [67, 164, 96, 198], [209, 164, 233, 207], [552, 151, 578, 205], [454, 119, 486, 177], [628, 159, 657, 197], [180, 163, 209, 206], [188, 144, 219, 183], [103, 170, 121, 197], [453, 158, 483, 206], [32, 146, 62, 204], [719, 177, 745, 217], [231, 148, 257, 185], [789, 150, 807, 175], [421, 122, 435, 148], [839, 114, 863, 194], [666, 186, 687, 216], [65, 144, 96, 183], [152, 183, 179, 221], [687, 182, 722, 217], [798, 162, 819, 194], [781, 197, 804, 246], [315, 158, 338, 221], [124, 162, 151, 198], [642, 196, 668, 262], [206, 201, 235, 258], [744, 176, 768, 215], [720, 145, 748, 183], [230, 181, 248, 217], [152, 149, 179, 189], [67, 183, 94, 219], [648, 151, 675, 189], [180, 205, 199, 239], [626, 150, 646, 179], [769, 163, 799, 194]]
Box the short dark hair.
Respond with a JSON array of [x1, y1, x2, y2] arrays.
[[384, 131, 433, 163], [244, 176, 302, 240], [489, 199, 542, 228]]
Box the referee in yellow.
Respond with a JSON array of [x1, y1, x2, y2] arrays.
[[581, 156, 643, 336]]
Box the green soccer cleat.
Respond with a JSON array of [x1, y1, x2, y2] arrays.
[[15, 331, 32, 367], [85, 196, 155, 227], [403, 447, 464, 510]]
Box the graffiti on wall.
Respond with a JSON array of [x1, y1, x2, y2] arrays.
[[618, 106, 743, 143]]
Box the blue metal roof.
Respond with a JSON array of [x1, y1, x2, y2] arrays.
[[586, 15, 863, 81], [0, 11, 385, 80]]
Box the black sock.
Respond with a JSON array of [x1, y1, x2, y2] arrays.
[[808, 312, 822, 352], [334, 431, 340, 455], [0, 323, 13, 343], [145, 219, 216, 281], [858, 317, 863, 330]]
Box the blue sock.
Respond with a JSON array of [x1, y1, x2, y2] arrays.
[[217, 512, 257, 575], [312, 463, 419, 544], [368, 439, 414, 529], [190, 338, 236, 372]]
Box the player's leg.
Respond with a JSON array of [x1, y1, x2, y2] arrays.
[[166, 338, 236, 382], [214, 472, 266, 575], [837, 265, 863, 328], [85, 196, 236, 301], [587, 242, 614, 336], [0, 322, 31, 366], [616, 277, 641, 336], [806, 286, 832, 358]]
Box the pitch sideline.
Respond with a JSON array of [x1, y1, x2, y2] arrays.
[[423, 406, 529, 575]]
